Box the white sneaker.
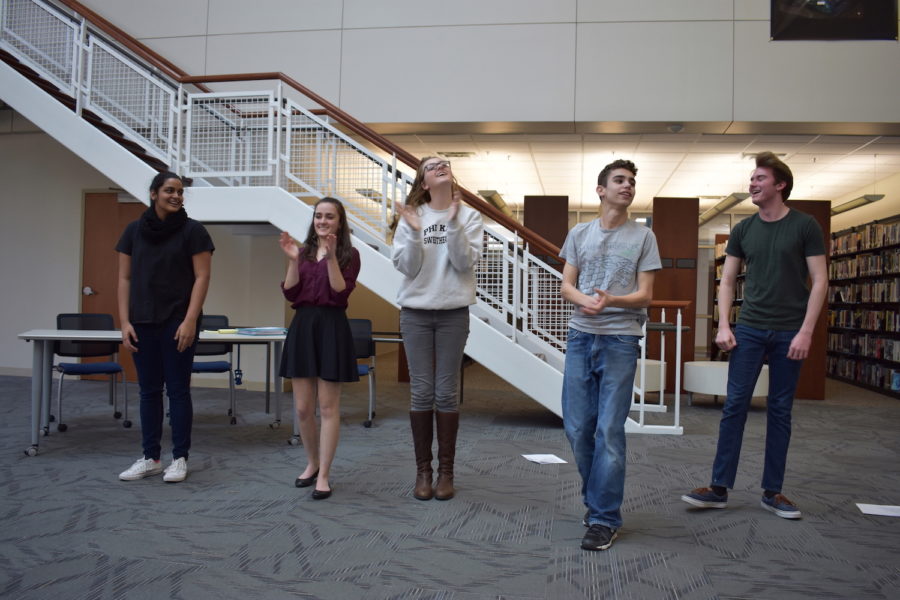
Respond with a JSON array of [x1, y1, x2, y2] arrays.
[[163, 457, 188, 483], [119, 457, 163, 481]]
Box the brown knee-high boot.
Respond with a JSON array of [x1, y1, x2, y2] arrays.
[[410, 410, 434, 500], [434, 410, 459, 500]]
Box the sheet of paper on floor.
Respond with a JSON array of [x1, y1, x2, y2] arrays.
[[522, 454, 567, 464], [856, 503, 900, 517]]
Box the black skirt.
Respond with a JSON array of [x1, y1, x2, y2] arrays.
[[279, 305, 359, 382]]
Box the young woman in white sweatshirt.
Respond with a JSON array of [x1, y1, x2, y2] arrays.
[[392, 157, 483, 500]]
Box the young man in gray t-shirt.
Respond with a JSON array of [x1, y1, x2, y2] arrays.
[[559, 159, 661, 551]]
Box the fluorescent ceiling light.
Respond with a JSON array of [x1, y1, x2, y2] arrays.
[[698, 193, 750, 225], [831, 194, 884, 215], [478, 190, 515, 218]]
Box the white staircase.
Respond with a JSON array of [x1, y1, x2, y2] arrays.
[[0, 0, 684, 433]]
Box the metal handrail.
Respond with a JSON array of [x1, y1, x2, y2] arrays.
[[53, 0, 560, 259]]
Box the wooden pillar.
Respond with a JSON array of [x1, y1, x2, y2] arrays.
[[651, 197, 699, 390], [786, 199, 830, 400], [524, 195, 569, 248]]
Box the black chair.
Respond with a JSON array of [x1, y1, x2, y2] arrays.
[[54, 313, 130, 432], [348, 319, 376, 428], [192, 314, 237, 424]]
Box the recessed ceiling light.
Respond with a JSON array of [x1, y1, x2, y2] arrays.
[[741, 152, 787, 159], [438, 151, 475, 158]]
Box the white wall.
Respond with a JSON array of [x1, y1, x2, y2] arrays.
[[0, 129, 283, 385], [0, 126, 113, 373], [76, 0, 900, 126]]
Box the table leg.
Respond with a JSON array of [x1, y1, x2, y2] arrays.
[[274, 341, 299, 445], [264, 342, 271, 414], [41, 340, 52, 436], [26, 340, 42, 455]]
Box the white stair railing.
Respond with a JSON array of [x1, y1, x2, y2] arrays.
[[1, 0, 689, 434]]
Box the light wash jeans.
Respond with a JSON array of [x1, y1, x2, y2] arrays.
[[562, 328, 640, 529], [711, 324, 803, 493], [400, 307, 470, 412]]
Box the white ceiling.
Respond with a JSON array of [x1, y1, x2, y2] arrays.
[[384, 132, 900, 214]]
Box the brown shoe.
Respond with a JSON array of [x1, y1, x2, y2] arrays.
[[434, 410, 459, 500], [410, 410, 434, 500]]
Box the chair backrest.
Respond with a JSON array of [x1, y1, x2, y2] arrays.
[[348, 319, 375, 360], [55, 313, 118, 358], [195, 314, 232, 356]]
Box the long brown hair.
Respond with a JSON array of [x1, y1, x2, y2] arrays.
[[299, 197, 354, 269], [390, 157, 459, 233]]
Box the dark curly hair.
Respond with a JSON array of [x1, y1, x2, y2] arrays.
[[597, 159, 637, 187]]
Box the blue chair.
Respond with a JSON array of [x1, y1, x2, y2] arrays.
[[192, 314, 237, 424], [348, 319, 376, 428], [53, 313, 130, 433]]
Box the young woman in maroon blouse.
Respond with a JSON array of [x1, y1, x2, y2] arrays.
[[278, 197, 360, 499]]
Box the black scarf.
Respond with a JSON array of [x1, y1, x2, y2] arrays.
[[140, 206, 188, 242]]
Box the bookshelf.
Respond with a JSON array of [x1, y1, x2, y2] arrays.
[[709, 233, 743, 360], [826, 214, 900, 397]]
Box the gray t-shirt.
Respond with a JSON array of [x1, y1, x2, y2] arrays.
[[560, 219, 662, 336]]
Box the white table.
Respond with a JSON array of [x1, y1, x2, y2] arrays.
[[17, 329, 286, 456]]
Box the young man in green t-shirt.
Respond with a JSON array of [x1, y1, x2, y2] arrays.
[[682, 152, 828, 519]]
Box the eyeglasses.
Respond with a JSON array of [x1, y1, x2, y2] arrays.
[[423, 160, 451, 172]]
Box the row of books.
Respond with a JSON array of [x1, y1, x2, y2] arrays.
[[827, 333, 900, 362], [829, 249, 900, 280], [714, 262, 746, 279], [711, 305, 741, 324], [828, 309, 900, 331], [714, 241, 727, 259], [831, 219, 900, 255], [827, 356, 900, 392], [828, 279, 900, 304]]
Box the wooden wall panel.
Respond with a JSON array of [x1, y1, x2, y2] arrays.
[[650, 197, 699, 390], [524, 195, 569, 249], [786, 200, 831, 400]]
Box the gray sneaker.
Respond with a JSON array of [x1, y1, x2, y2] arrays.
[[119, 458, 163, 481], [163, 457, 188, 483]]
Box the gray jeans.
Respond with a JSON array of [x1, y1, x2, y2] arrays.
[[400, 307, 470, 412]]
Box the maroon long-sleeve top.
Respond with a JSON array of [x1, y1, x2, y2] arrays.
[[281, 248, 361, 308]]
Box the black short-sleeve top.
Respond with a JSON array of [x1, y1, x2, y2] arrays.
[[116, 217, 215, 325]]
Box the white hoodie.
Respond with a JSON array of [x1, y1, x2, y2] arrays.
[[392, 203, 484, 310]]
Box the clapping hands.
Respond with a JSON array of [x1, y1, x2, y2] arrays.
[[279, 231, 300, 261], [448, 184, 462, 221], [320, 232, 337, 259], [394, 202, 421, 231]]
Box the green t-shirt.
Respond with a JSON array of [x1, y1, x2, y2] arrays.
[[726, 209, 826, 330]]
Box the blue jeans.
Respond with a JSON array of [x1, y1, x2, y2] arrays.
[[711, 324, 803, 493], [132, 317, 197, 461], [562, 328, 640, 529]]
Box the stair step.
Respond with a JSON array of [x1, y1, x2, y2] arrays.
[[2, 49, 168, 172]]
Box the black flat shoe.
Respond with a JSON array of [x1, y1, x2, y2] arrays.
[[295, 470, 319, 488], [311, 487, 332, 500]]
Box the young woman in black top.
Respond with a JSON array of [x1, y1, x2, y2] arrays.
[[116, 171, 214, 483]]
